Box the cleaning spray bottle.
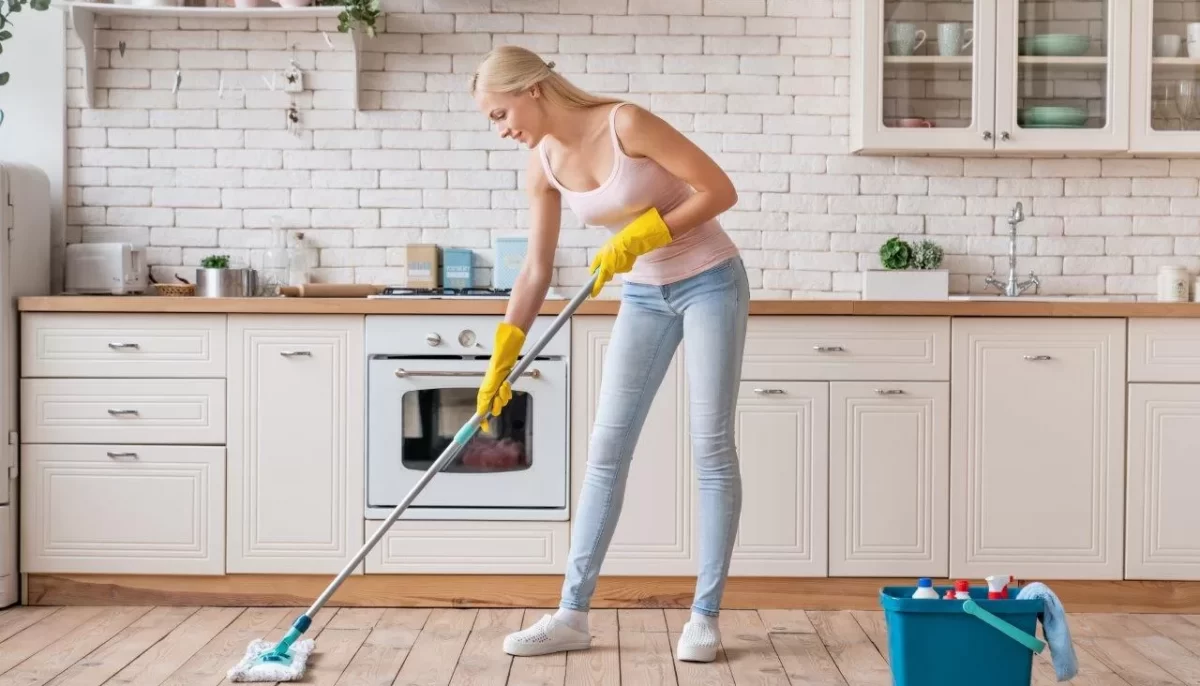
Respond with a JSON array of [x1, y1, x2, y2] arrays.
[[985, 574, 1014, 599]]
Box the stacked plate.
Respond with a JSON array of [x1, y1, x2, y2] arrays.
[[1017, 106, 1088, 128], [1018, 33, 1091, 56]]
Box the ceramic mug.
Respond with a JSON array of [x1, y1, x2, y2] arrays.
[[938, 22, 974, 56], [897, 118, 934, 127], [1188, 23, 1200, 57], [888, 22, 927, 56], [1156, 34, 1183, 57]]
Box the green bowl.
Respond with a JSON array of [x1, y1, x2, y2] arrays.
[[1018, 106, 1088, 127], [1018, 33, 1091, 56]]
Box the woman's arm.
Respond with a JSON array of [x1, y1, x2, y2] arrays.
[[613, 104, 738, 239], [503, 151, 562, 334]]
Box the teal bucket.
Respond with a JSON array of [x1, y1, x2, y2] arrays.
[[879, 585, 1046, 686]]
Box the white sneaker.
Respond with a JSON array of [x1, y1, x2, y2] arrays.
[[676, 619, 721, 663], [502, 614, 592, 657]]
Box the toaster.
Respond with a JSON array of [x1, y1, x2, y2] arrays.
[[64, 242, 149, 295]]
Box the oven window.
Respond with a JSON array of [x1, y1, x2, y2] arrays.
[[400, 389, 532, 473]]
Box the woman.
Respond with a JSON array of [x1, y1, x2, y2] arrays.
[[470, 45, 749, 664]]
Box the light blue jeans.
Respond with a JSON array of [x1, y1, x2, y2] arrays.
[[560, 256, 750, 617]]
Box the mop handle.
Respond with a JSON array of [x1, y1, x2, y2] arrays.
[[296, 270, 601, 622]]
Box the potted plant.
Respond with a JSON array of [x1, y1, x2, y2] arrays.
[[196, 253, 258, 298], [861, 236, 949, 300]]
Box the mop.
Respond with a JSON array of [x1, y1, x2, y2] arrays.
[[227, 271, 600, 682]]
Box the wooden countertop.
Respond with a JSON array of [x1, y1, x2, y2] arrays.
[[17, 294, 1200, 317]]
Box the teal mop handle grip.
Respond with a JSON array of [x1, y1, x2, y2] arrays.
[[962, 599, 1046, 654], [268, 614, 312, 657]]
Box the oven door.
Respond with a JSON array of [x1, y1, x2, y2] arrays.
[[367, 356, 567, 513]]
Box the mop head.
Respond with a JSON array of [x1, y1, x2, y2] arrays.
[[226, 638, 315, 682]]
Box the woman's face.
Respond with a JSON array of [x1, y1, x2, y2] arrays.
[[475, 86, 546, 148]]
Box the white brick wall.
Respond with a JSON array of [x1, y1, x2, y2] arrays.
[[61, 0, 1198, 299]]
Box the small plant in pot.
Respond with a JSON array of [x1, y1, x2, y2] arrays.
[[861, 237, 949, 300], [196, 254, 258, 298]]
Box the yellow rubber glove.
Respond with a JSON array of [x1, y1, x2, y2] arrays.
[[589, 207, 674, 297], [477, 322, 526, 432]]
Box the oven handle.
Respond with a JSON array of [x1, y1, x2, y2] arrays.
[[394, 368, 542, 379]]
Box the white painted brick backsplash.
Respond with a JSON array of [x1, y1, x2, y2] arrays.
[[58, 1, 1200, 299]]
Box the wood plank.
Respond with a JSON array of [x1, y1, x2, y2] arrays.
[[447, 608, 522, 686], [1033, 640, 1130, 686], [808, 611, 892, 686], [0, 606, 151, 686], [849, 611, 889, 662], [153, 607, 296, 686], [333, 609, 429, 686], [0, 607, 60, 644], [102, 607, 244, 686], [297, 628, 370, 686], [769, 633, 847, 686], [565, 609, 619, 686], [325, 608, 385, 631], [29, 575, 1200, 613], [1127, 635, 1200, 684], [756, 610, 815, 634], [618, 610, 667, 633], [1139, 614, 1200, 655], [618, 630, 677, 686], [0, 607, 108, 674], [1078, 637, 1182, 686], [391, 608, 476, 686], [44, 606, 198, 686], [715, 610, 789, 685], [506, 609, 566, 686]]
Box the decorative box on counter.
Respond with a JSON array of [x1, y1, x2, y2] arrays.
[[494, 237, 527, 290], [405, 244, 440, 289], [442, 248, 475, 289]]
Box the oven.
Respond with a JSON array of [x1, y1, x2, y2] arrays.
[[365, 314, 570, 521]]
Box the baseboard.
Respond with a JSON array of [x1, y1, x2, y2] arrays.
[[22, 574, 1200, 613]]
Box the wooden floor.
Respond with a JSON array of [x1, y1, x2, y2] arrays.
[[2, 605, 1200, 685]]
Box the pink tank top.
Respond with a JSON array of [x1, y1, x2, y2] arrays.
[[538, 102, 740, 287]]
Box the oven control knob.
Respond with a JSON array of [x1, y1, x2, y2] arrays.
[[458, 329, 477, 348], [425, 333, 442, 347]]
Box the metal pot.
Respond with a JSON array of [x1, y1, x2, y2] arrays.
[[195, 267, 257, 298]]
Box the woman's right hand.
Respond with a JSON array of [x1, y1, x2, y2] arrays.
[[476, 322, 526, 432]]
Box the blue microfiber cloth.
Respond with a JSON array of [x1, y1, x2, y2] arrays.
[[1016, 582, 1078, 682]]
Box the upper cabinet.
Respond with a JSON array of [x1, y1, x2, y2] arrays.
[[853, 0, 1133, 155], [1130, 1, 1200, 153]]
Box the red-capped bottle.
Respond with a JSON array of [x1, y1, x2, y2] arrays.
[[954, 579, 970, 599]]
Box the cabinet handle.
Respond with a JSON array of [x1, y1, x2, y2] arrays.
[[874, 389, 905, 395], [106, 451, 138, 459], [813, 345, 845, 353], [280, 350, 312, 358], [107, 342, 139, 350], [983, 130, 993, 140], [753, 388, 786, 395], [395, 368, 542, 379], [1000, 131, 1011, 141], [1023, 355, 1052, 361], [106, 409, 139, 416]]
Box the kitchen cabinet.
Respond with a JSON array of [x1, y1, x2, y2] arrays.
[[852, 0, 1131, 154], [829, 381, 949, 578], [225, 315, 365, 574], [1130, 2, 1200, 153], [950, 318, 1126, 580], [1126, 383, 1200, 580], [729, 381, 828, 577]]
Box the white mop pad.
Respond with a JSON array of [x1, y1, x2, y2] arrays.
[[226, 638, 316, 682]]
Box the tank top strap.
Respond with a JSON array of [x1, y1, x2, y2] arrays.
[[607, 101, 633, 158], [536, 140, 566, 193]]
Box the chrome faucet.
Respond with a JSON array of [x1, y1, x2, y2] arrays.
[[985, 201, 1040, 297]]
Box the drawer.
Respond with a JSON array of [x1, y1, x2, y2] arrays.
[[741, 316, 950, 381], [364, 520, 568, 574], [20, 444, 225, 574], [1129, 318, 1200, 382], [21, 313, 226, 378], [20, 378, 225, 444]]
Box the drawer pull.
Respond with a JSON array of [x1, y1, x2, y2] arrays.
[[874, 389, 905, 395], [107, 342, 140, 350], [280, 350, 312, 358], [1024, 355, 1052, 361], [813, 345, 845, 353], [753, 388, 786, 395], [106, 451, 138, 459], [106, 409, 140, 417]]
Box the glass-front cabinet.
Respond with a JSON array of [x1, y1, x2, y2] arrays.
[[852, 0, 1132, 154], [1130, 2, 1200, 152]]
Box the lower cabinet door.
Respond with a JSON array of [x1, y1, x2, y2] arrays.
[[1126, 383, 1200, 580], [828, 381, 949, 577], [20, 444, 224, 574], [729, 381, 829, 577]]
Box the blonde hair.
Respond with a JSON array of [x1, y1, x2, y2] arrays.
[[471, 45, 621, 109]]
